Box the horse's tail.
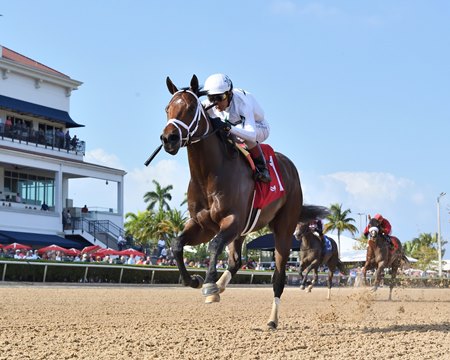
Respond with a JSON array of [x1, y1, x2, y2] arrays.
[[299, 205, 329, 223], [336, 259, 347, 275], [401, 254, 410, 268]]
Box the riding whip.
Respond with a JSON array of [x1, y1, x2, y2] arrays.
[[144, 144, 163, 166]]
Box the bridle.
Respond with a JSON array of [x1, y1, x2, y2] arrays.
[[165, 90, 218, 147]]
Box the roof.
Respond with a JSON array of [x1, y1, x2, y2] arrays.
[[1, 46, 69, 78], [0, 94, 83, 128]]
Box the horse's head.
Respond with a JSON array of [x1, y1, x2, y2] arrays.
[[294, 223, 310, 240], [367, 217, 381, 240], [160, 75, 210, 155]]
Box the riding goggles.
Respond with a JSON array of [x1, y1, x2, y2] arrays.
[[208, 93, 228, 103]]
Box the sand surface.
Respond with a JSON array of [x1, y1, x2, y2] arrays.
[[0, 284, 449, 360]]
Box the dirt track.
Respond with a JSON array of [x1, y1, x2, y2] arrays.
[[0, 284, 449, 360]]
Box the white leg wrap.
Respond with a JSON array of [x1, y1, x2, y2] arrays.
[[216, 270, 232, 291]]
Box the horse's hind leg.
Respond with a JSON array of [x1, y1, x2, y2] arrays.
[[389, 262, 399, 301], [216, 237, 244, 293], [265, 234, 291, 330], [324, 268, 333, 300]]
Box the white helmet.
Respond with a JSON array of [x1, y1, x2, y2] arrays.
[[204, 73, 233, 95]]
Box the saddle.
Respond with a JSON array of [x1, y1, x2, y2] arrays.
[[236, 143, 285, 235]]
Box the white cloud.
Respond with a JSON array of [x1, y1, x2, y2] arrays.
[[69, 149, 190, 214], [124, 159, 190, 214]]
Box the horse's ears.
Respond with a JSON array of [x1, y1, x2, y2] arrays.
[[368, 214, 371, 220], [190, 74, 200, 95], [166, 76, 178, 95]]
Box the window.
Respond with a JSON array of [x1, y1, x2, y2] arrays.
[[4, 170, 55, 206]]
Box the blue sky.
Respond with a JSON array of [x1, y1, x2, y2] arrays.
[[2, 1, 449, 255]]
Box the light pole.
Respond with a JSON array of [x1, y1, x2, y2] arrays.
[[357, 212, 366, 236], [437, 192, 446, 277]]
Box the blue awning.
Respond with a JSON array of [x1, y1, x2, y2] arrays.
[[0, 230, 86, 249], [0, 95, 84, 128], [246, 233, 300, 251]]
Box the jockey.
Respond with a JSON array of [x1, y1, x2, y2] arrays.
[[309, 219, 324, 241], [202, 73, 271, 183], [363, 213, 393, 248]]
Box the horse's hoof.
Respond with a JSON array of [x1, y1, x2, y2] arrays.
[[267, 321, 277, 330], [191, 274, 204, 289], [202, 283, 220, 297], [370, 286, 378, 293], [300, 285, 305, 290], [307, 285, 313, 292], [205, 294, 220, 304]]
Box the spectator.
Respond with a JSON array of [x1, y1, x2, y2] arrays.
[[81, 205, 89, 214], [55, 128, 64, 148], [157, 237, 166, 257], [62, 210, 68, 229], [15, 193, 22, 203], [65, 130, 71, 150], [117, 235, 126, 251], [41, 203, 49, 211], [160, 247, 167, 260], [127, 254, 136, 265], [65, 210, 72, 229], [71, 135, 78, 150]]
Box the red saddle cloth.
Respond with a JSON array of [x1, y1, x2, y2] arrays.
[[390, 236, 400, 253], [251, 144, 285, 209]]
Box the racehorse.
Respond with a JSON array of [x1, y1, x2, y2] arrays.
[[362, 217, 408, 300], [294, 220, 345, 300], [159, 74, 319, 329]]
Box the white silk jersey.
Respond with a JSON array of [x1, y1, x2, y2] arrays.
[[203, 88, 270, 145]]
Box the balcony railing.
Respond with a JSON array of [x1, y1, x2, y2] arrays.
[[0, 125, 85, 155]]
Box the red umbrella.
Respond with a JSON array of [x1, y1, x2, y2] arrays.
[[65, 248, 81, 256], [81, 245, 101, 254], [118, 248, 145, 257], [4, 242, 32, 250], [37, 244, 69, 254], [94, 248, 121, 256]]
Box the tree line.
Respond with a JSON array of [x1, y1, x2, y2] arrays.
[[124, 180, 447, 270]]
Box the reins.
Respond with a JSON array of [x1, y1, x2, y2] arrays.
[[166, 90, 219, 147]]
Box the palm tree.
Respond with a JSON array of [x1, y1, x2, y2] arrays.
[[323, 203, 358, 256], [124, 210, 155, 248], [143, 180, 173, 212]]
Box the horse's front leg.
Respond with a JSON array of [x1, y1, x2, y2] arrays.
[[202, 216, 240, 303], [372, 261, 385, 292], [301, 260, 319, 291], [172, 219, 215, 289], [298, 261, 306, 289], [307, 266, 319, 293], [216, 237, 244, 294]]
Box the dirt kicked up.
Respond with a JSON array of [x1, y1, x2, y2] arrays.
[[0, 284, 449, 360]]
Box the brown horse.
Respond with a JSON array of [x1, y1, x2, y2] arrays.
[[362, 217, 408, 300], [160, 74, 306, 330], [294, 220, 345, 300]]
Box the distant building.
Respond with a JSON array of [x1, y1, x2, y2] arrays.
[[0, 45, 126, 249]]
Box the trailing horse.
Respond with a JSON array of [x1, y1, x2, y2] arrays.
[[362, 217, 408, 300], [294, 216, 345, 300], [159, 74, 310, 329]]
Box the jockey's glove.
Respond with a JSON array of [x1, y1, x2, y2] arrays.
[[210, 117, 231, 132]]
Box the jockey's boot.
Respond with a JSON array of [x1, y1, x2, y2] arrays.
[[249, 143, 272, 183], [385, 235, 393, 250]]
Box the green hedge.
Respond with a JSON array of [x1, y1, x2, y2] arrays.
[[0, 260, 448, 287]]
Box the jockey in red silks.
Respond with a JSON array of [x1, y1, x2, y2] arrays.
[[363, 213, 393, 248]]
